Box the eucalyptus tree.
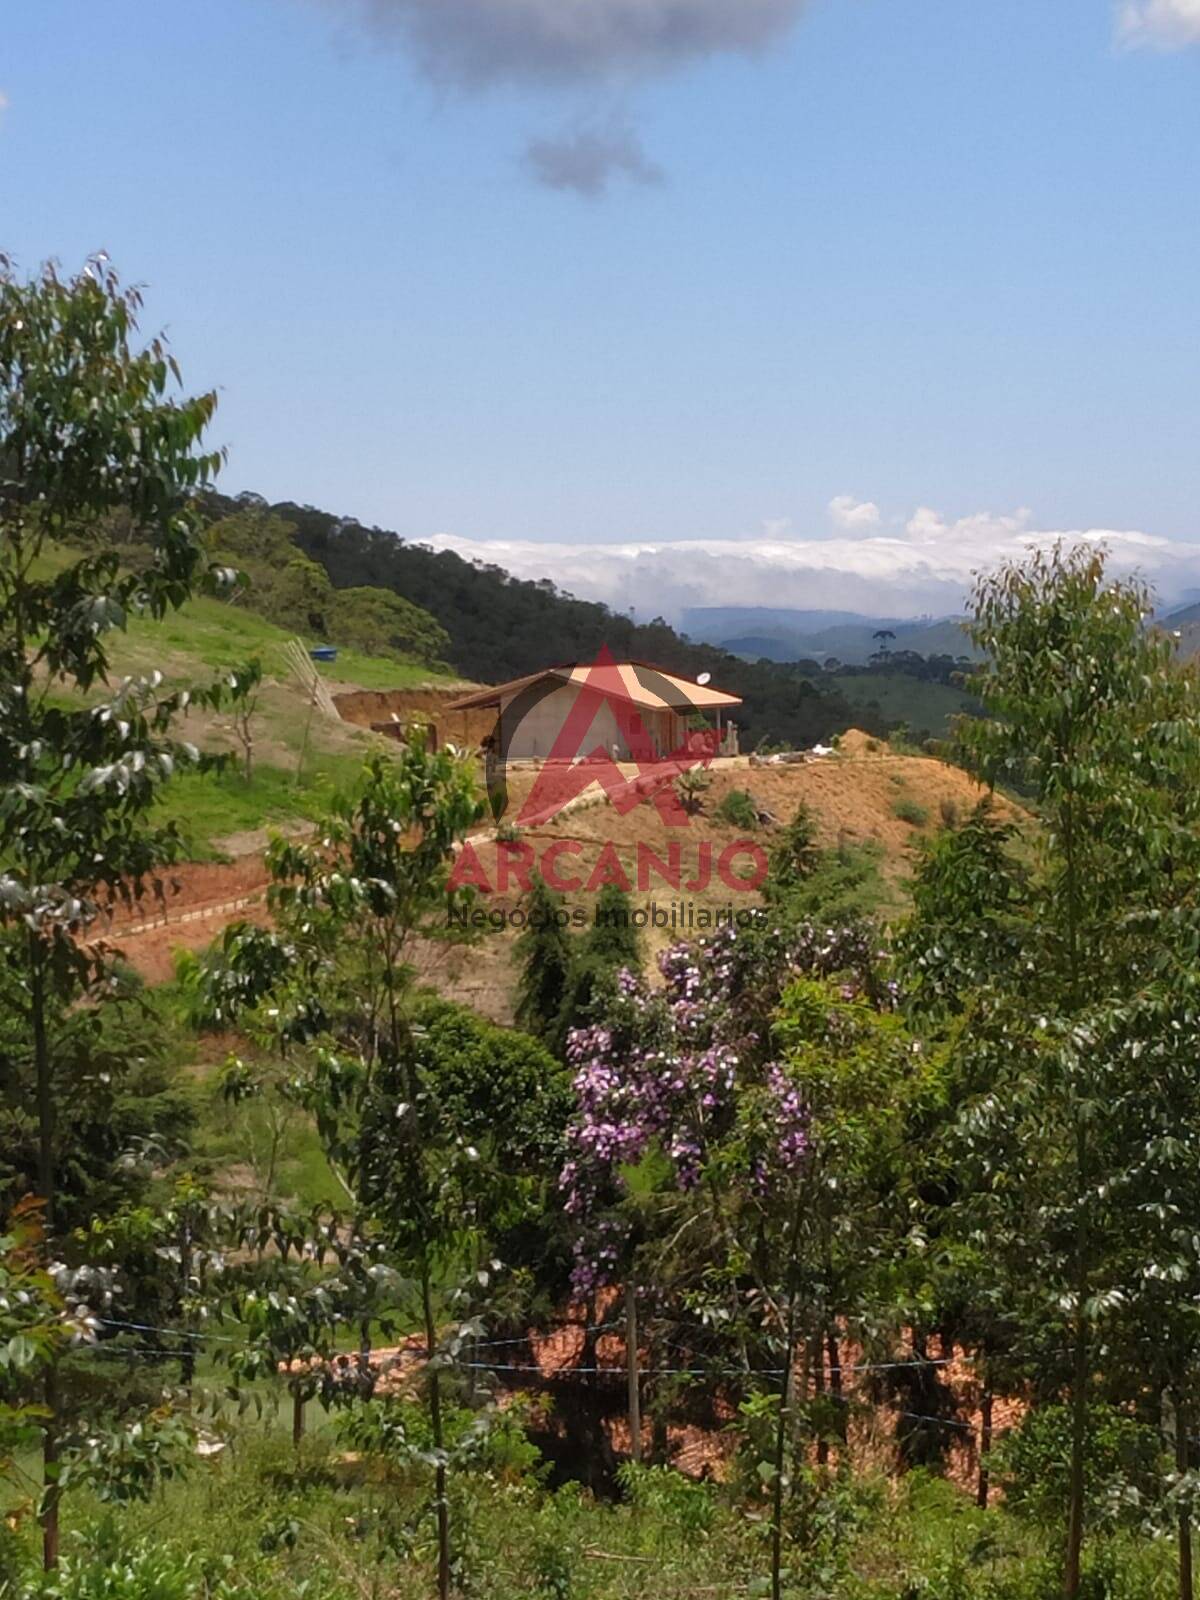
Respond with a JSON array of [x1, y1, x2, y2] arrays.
[[913, 546, 1200, 1598], [0, 255, 227, 1566], [191, 742, 566, 1599]]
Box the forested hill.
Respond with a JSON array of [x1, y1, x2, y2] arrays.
[[204, 492, 892, 751]]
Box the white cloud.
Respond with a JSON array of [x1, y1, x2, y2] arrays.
[[1118, 0, 1200, 47], [422, 507, 1200, 622], [903, 505, 1034, 544], [828, 495, 881, 533], [759, 517, 795, 541]]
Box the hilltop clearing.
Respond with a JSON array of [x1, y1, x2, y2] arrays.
[[411, 731, 1019, 1021]]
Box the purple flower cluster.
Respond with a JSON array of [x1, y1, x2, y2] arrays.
[[561, 915, 882, 1291], [766, 1064, 808, 1173]]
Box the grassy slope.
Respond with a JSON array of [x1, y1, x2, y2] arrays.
[[100, 594, 463, 859], [111, 592, 453, 690]]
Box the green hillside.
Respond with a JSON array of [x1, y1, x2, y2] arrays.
[[95, 592, 462, 860], [828, 670, 979, 741], [197, 493, 895, 753]]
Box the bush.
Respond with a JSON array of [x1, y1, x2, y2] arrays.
[[43, 1539, 212, 1600], [717, 789, 759, 831], [674, 767, 712, 816], [616, 1461, 715, 1542], [893, 796, 930, 828], [995, 1403, 1166, 1531], [765, 804, 820, 899]]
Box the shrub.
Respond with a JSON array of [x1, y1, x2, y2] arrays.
[[765, 804, 820, 899], [995, 1403, 1166, 1531], [616, 1461, 715, 1542], [893, 797, 930, 828], [939, 795, 960, 829], [43, 1540, 210, 1600], [717, 789, 759, 831], [674, 767, 712, 815]]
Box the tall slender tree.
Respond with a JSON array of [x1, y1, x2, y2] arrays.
[[919, 545, 1200, 1599], [514, 874, 574, 1047], [0, 256, 224, 1567]]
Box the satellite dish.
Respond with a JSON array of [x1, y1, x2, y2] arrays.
[[697, 672, 712, 687]]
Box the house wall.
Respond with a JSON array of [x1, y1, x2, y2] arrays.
[[500, 684, 676, 761]]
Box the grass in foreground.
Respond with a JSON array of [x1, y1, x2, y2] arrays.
[[1, 1421, 1178, 1600]]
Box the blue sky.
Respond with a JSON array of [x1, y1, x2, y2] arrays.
[[4, 0, 1200, 617]]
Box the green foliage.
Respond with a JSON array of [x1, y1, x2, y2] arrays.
[[513, 877, 574, 1046], [892, 796, 930, 828], [996, 1405, 1166, 1532], [903, 544, 1200, 1591], [337, 1394, 544, 1485], [553, 885, 643, 1048], [107, 588, 450, 691], [766, 804, 820, 898], [717, 788, 760, 830], [328, 586, 449, 670], [896, 801, 1027, 1022], [673, 766, 712, 816], [766, 829, 891, 927], [0, 255, 256, 1566], [57, 1411, 196, 1507], [204, 508, 334, 638], [828, 669, 980, 743], [584, 884, 642, 972], [0, 1204, 64, 1475], [616, 1461, 715, 1542], [40, 1542, 211, 1600], [0, 958, 195, 1232], [201, 505, 450, 669]]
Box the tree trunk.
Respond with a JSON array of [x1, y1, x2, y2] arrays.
[[1061, 771, 1088, 1600], [41, 1368, 59, 1571], [626, 1281, 642, 1465], [977, 1387, 994, 1510], [827, 1330, 843, 1460], [771, 1191, 805, 1600], [292, 1389, 305, 1448], [422, 1264, 451, 1600], [770, 1318, 797, 1600], [30, 935, 59, 1572], [1064, 1312, 1088, 1597], [1179, 1391, 1194, 1600], [1064, 1110, 1090, 1600], [813, 1333, 829, 1468], [179, 1215, 195, 1392]]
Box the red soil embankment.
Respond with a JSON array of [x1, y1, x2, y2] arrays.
[[333, 688, 493, 749], [102, 857, 273, 984]]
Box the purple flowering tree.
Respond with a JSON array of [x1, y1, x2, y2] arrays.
[[559, 914, 919, 1599], [560, 913, 888, 1302]]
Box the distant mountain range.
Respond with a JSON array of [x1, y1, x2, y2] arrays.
[[1158, 600, 1200, 662], [681, 606, 977, 666]]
